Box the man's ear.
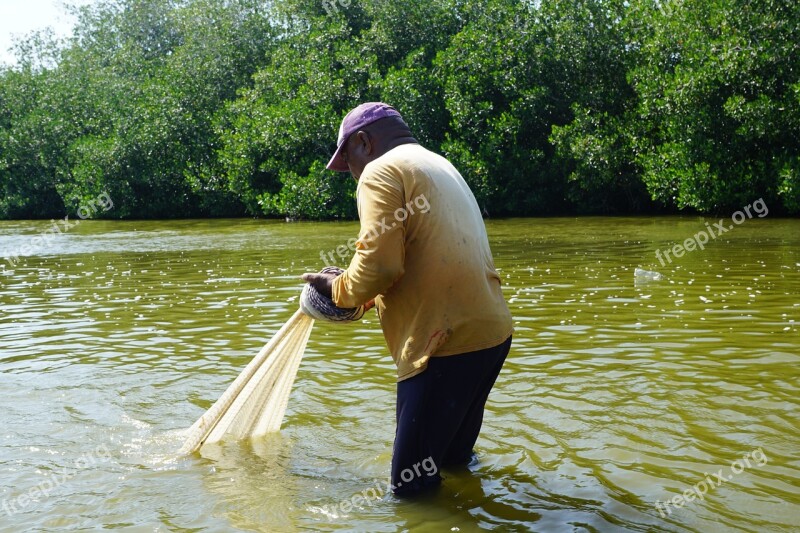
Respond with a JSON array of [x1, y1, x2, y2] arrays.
[[355, 130, 372, 155]]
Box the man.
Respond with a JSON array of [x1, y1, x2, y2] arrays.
[[302, 102, 513, 495]]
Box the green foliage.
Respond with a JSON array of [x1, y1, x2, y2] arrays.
[[0, 59, 67, 218], [0, 0, 797, 219], [1, 0, 272, 219], [547, 0, 653, 213], [214, 0, 462, 219], [628, 0, 800, 213]]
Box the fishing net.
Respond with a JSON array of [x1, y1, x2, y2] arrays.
[[180, 269, 365, 454]]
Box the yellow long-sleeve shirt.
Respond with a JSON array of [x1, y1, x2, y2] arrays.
[[332, 143, 513, 381]]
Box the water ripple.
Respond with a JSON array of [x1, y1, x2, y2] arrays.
[[1, 218, 798, 531]]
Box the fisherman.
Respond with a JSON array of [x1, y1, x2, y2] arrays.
[[302, 102, 513, 495]]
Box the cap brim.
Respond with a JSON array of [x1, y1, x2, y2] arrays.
[[326, 144, 349, 172]]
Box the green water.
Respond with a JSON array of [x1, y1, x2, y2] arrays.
[[0, 217, 798, 532]]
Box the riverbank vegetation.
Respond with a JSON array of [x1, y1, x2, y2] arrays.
[[1, 0, 797, 219]]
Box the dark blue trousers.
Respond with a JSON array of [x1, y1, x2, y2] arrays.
[[391, 335, 512, 495]]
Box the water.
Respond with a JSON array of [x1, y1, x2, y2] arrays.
[[0, 217, 798, 532]]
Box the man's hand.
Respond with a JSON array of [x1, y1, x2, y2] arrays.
[[302, 271, 375, 312], [301, 271, 337, 300]]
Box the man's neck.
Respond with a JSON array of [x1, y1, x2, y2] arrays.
[[373, 137, 419, 160]]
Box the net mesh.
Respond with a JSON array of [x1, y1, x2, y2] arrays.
[[180, 309, 315, 454]]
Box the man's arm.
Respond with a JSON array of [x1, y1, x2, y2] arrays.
[[332, 171, 406, 308]]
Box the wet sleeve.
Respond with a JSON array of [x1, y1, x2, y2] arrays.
[[332, 169, 406, 308]]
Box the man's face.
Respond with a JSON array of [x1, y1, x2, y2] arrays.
[[342, 130, 371, 180]]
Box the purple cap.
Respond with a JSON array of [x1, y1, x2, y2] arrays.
[[326, 102, 403, 172]]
